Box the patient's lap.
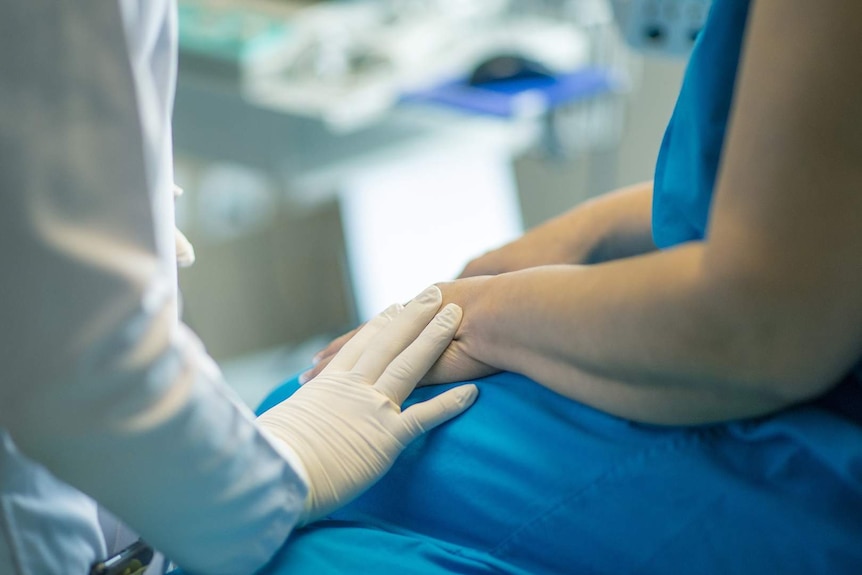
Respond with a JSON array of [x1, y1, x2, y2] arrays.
[[256, 373, 862, 575]]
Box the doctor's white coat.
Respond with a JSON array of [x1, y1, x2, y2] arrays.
[[0, 3, 307, 574]]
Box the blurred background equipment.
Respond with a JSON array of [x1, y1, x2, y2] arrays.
[[172, 0, 696, 405], [610, 0, 711, 56]]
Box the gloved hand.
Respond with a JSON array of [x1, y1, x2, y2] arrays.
[[257, 286, 479, 525], [304, 280, 498, 387]]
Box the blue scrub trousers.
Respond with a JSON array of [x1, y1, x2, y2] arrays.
[[254, 373, 862, 575]]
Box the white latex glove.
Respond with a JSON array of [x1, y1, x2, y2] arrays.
[[257, 286, 478, 525]]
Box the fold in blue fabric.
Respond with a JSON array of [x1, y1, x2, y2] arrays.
[[652, 0, 751, 249], [255, 372, 862, 575]]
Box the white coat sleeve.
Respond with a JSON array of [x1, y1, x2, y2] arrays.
[[0, 3, 307, 574]]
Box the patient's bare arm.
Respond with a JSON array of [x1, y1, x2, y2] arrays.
[[458, 181, 656, 278], [433, 0, 862, 425], [307, 184, 655, 383]]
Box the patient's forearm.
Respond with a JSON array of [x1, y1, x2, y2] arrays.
[[459, 182, 656, 279], [466, 243, 839, 425], [510, 355, 787, 425], [539, 181, 656, 265], [451, 0, 862, 425], [579, 181, 657, 264]]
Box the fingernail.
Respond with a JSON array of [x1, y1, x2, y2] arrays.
[[311, 354, 322, 365], [416, 285, 442, 304], [381, 302, 404, 319], [442, 303, 461, 316], [298, 371, 311, 385], [456, 384, 479, 406], [437, 303, 462, 322]]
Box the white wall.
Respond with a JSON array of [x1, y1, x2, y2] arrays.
[[513, 55, 686, 231]]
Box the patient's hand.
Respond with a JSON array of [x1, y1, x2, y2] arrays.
[[421, 278, 498, 383], [305, 280, 498, 386]]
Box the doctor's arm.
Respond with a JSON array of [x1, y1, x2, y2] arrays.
[[433, 0, 862, 424]]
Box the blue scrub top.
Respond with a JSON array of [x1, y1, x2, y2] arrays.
[[652, 0, 751, 248], [652, 0, 862, 418]]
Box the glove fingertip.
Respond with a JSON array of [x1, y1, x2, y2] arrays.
[[453, 383, 479, 409], [401, 384, 479, 440]]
